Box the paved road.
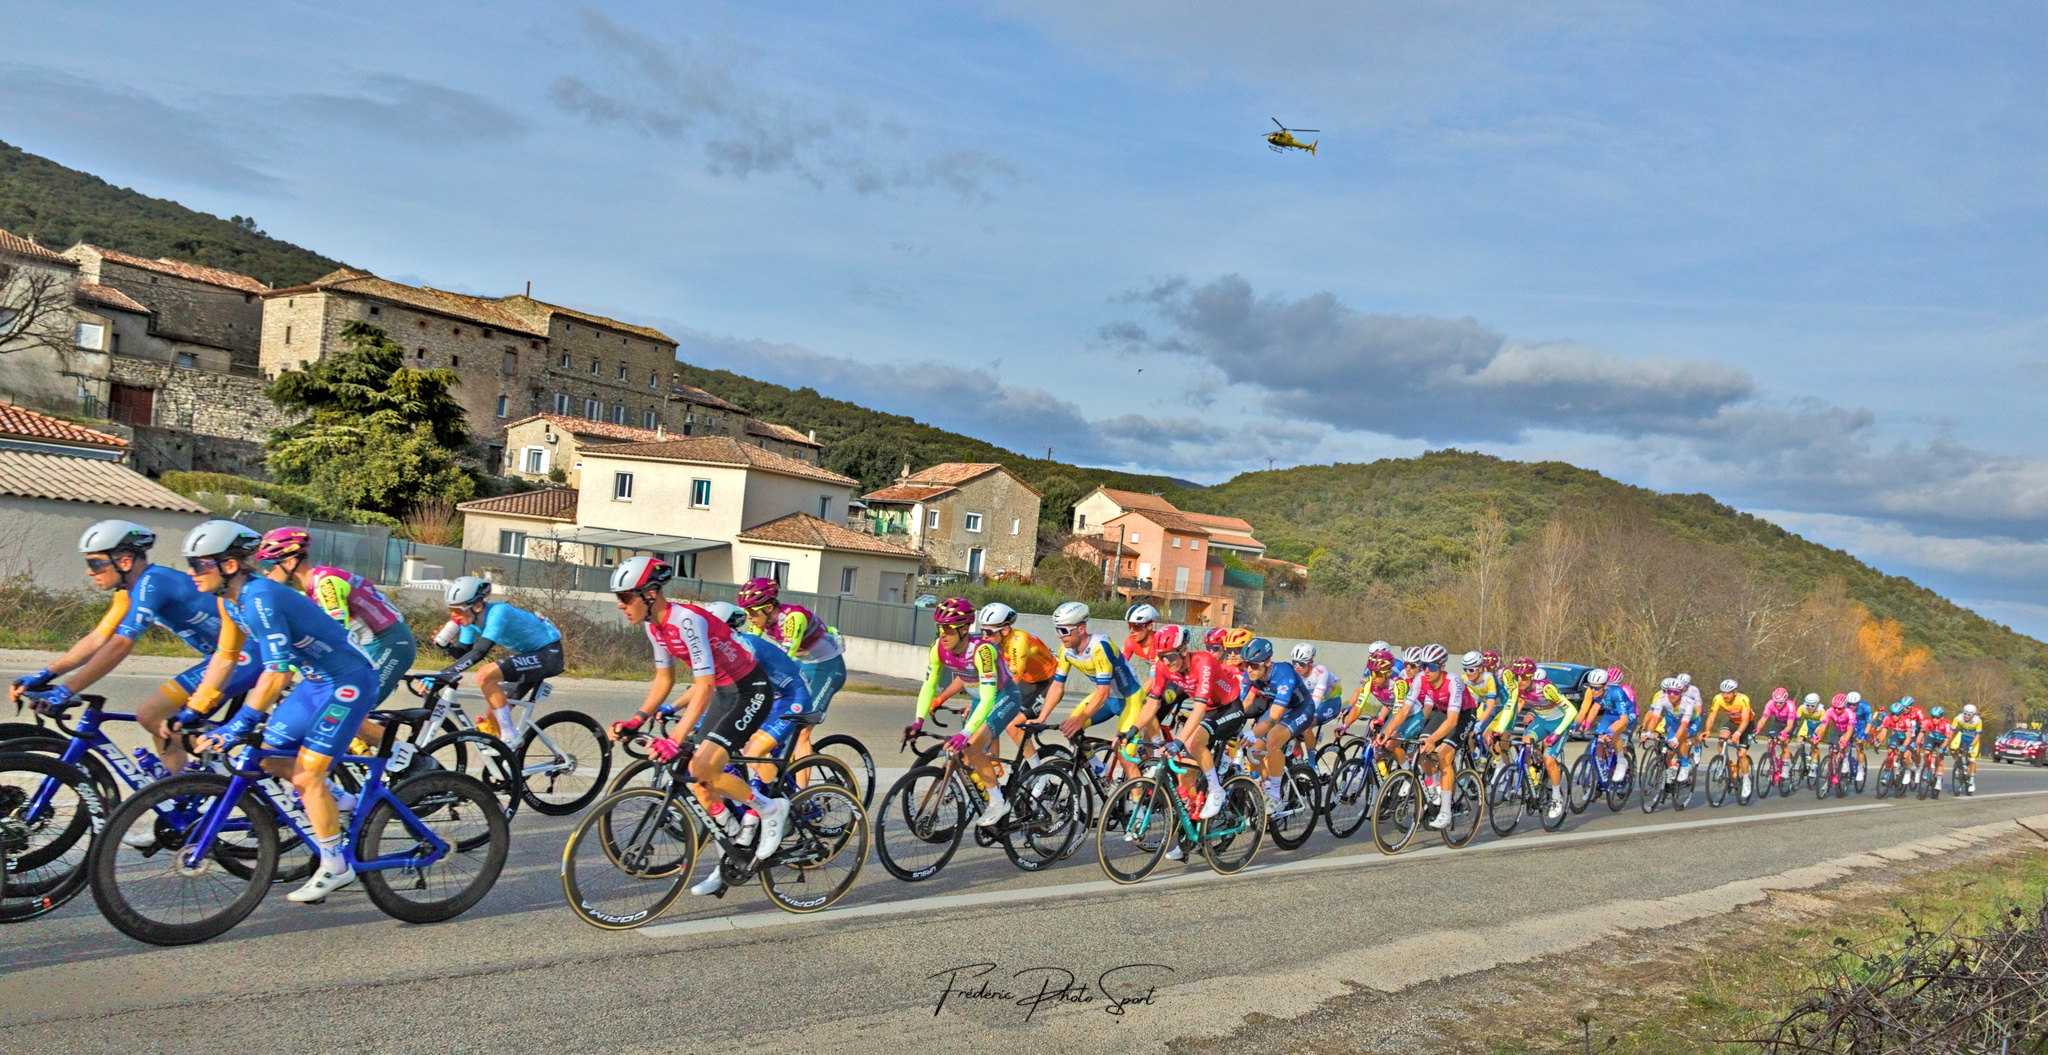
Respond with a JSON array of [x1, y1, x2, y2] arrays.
[[5, 656, 2046, 1054]]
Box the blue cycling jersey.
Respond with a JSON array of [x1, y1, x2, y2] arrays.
[[740, 631, 806, 696], [227, 578, 375, 682], [459, 603, 562, 654], [1592, 684, 1637, 717], [1252, 661, 1313, 714], [111, 564, 227, 654]]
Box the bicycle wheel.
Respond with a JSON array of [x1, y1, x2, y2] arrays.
[[0, 752, 105, 922], [88, 774, 275, 946], [1371, 771, 1420, 855], [1705, 754, 1730, 807], [1325, 757, 1374, 838], [562, 787, 696, 929], [1487, 765, 1522, 837], [1267, 763, 1319, 851], [759, 784, 867, 913], [1567, 753, 1597, 815], [1875, 758, 1895, 799], [1314, 742, 1347, 783], [421, 730, 522, 826], [1854, 755, 1868, 794], [1442, 769, 1483, 847], [1605, 748, 1634, 812], [516, 711, 612, 815], [1097, 777, 1171, 885], [1953, 757, 1970, 795], [1201, 775, 1264, 874], [1815, 753, 1833, 800], [357, 772, 508, 924], [1672, 757, 1697, 811], [808, 734, 875, 810], [608, 756, 677, 795], [1002, 761, 1083, 872], [1539, 775, 1568, 833], [875, 765, 965, 883]]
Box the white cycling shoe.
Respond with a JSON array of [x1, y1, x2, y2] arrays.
[[288, 865, 356, 903], [976, 797, 1011, 829], [752, 797, 789, 861], [1198, 785, 1225, 820], [1165, 843, 1184, 861], [690, 853, 728, 896], [1427, 804, 1453, 830], [1545, 793, 1564, 821], [121, 825, 158, 850]]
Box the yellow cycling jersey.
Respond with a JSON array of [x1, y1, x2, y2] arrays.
[[1708, 692, 1752, 727], [1796, 702, 1827, 723]]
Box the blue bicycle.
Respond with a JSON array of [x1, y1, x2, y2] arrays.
[[87, 723, 508, 945], [1487, 735, 1567, 836]]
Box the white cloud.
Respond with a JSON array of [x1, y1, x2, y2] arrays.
[[1750, 510, 2048, 579], [284, 75, 529, 145]]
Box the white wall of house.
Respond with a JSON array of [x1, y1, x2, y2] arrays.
[[577, 457, 752, 539], [460, 512, 568, 557], [815, 549, 920, 603], [1071, 491, 1127, 535], [0, 496, 209, 591], [730, 538, 825, 592], [740, 471, 856, 530]]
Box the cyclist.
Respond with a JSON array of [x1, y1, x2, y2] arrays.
[[1821, 693, 1859, 786], [1516, 667, 1578, 821], [1343, 649, 1406, 748], [1242, 637, 1313, 812], [903, 598, 1021, 828], [251, 527, 415, 705], [1047, 601, 1146, 752], [1459, 650, 1505, 745], [977, 603, 1059, 748], [13, 519, 262, 782], [1645, 677, 1702, 781], [737, 576, 847, 763], [1755, 689, 1797, 743], [180, 521, 381, 903], [1949, 704, 1982, 795], [1923, 705, 1952, 792], [1485, 657, 1541, 759], [607, 556, 791, 863], [1879, 701, 1920, 787], [1143, 623, 1243, 821], [428, 576, 562, 748], [1121, 603, 1163, 680], [1899, 696, 1932, 784], [1847, 691, 1873, 783], [1291, 643, 1345, 753], [1404, 644, 1466, 830], [1701, 679, 1756, 799], [688, 601, 815, 897], [1580, 667, 1636, 784]]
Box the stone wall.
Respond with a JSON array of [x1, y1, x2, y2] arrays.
[[87, 257, 262, 375], [921, 471, 1041, 577], [108, 355, 294, 478]]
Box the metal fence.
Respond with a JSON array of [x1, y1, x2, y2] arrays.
[[231, 512, 935, 646]]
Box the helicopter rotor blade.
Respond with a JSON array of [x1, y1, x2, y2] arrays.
[[1272, 118, 1285, 129], [1292, 129, 1320, 133]]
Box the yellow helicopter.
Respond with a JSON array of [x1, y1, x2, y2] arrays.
[[1264, 118, 1318, 155]]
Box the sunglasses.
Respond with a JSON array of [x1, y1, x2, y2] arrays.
[[1055, 624, 1085, 636], [84, 556, 118, 572], [186, 556, 222, 573]]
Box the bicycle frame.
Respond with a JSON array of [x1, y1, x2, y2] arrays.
[[439, 683, 568, 782], [21, 696, 207, 825], [182, 745, 450, 876]]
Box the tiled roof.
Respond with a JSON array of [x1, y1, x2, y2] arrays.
[[1111, 507, 1212, 535], [1069, 535, 1134, 557], [0, 448, 203, 512], [674, 384, 746, 414], [0, 403, 127, 449], [0, 229, 74, 266], [1204, 533, 1265, 550], [1183, 511, 1255, 534], [1095, 487, 1180, 513], [905, 462, 1001, 486], [746, 419, 818, 447], [456, 487, 579, 521], [738, 513, 922, 558], [72, 245, 267, 293], [507, 413, 663, 444], [73, 282, 151, 315], [266, 269, 550, 338], [862, 483, 954, 504], [496, 295, 676, 345], [578, 435, 857, 486]]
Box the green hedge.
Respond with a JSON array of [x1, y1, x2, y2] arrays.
[[158, 472, 400, 527]]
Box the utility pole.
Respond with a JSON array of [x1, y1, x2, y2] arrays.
[[1047, 446, 1054, 461], [1268, 457, 1275, 471]]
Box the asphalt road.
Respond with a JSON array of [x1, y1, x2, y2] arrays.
[[5, 655, 2046, 1055]]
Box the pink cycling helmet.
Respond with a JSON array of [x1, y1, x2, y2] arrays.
[[736, 577, 780, 608], [933, 596, 975, 627], [254, 526, 311, 563]]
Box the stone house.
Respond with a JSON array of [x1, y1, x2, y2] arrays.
[[861, 463, 1041, 579], [501, 409, 822, 490], [64, 245, 268, 377], [0, 229, 114, 416]]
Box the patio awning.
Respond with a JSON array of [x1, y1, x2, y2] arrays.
[[545, 526, 729, 555]]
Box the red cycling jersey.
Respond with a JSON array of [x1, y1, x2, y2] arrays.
[[645, 601, 758, 685], [1149, 650, 1242, 708]]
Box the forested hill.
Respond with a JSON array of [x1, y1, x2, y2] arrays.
[[0, 140, 341, 287], [1185, 450, 2048, 680], [668, 362, 1192, 535]]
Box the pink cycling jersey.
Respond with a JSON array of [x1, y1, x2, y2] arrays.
[[1824, 705, 1856, 730], [646, 602, 758, 685], [1759, 699, 1798, 724], [306, 565, 403, 634], [1409, 669, 1466, 715]]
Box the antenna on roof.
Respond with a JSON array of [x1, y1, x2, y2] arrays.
[[525, 281, 531, 297]]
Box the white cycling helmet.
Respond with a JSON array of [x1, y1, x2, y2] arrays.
[[1720, 679, 1738, 693], [609, 555, 674, 594], [704, 600, 749, 630], [1660, 677, 1681, 692], [1531, 667, 1549, 682], [1052, 601, 1091, 629], [1845, 691, 1861, 705], [1124, 603, 1158, 625], [1804, 693, 1820, 705], [977, 602, 1017, 630], [1416, 643, 1449, 665], [1963, 704, 1978, 717], [1368, 640, 1391, 655], [1676, 673, 1693, 687], [1587, 668, 1609, 687], [1290, 642, 1317, 664], [1460, 650, 1484, 668], [80, 519, 156, 556], [181, 520, 261, 562], [445, 575, 492, 606]]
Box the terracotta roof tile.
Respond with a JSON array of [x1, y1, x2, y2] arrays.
[[746, 419, 818, 446], [0, 448, 203, 512], [496, 295, 676, 345], [673, 384, 746, 414], [1110, 507, 1211, 535], [862, 483, 954, 503], [578, 435, 857, 486], [0, 229, 74, 266], [72, 245, 267, 292], [266, 270, 550, 337], [1069, 535, 1134, 557], [737, 513, 922, 557], [0, 403, 127, 449], [507, 413, 665, 444], [905, 462, 1001, 486], [73, 281, 151, 315], [1204, 533, 1264, 550], [1182, 511, 1255, 534], [457, 487, 579, 521], [1096, 487, 1180, 513]]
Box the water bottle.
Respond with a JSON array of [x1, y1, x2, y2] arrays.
[[133, 748, 171, 783], [1089, 756, 1109, 780], [738, 810, 760, 847]]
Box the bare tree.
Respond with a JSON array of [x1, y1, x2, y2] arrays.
[[1460, 505, 1510, 652], [1522, 515, 1583, 660], [0, 266, 86, 368]]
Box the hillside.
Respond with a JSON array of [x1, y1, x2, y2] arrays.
[[1187, 450, 2048, 700], [0, 139, 341, 287], [669, 362, 1194, 537]]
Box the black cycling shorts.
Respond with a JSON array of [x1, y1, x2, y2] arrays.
[[704, 668, 775, 752], [1019, 678, 1051, 719], [500, 641, 565, 698], [1199, 702, 1247, 746]]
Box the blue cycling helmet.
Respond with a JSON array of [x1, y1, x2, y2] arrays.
[[1242, 637, 1274, 664], [1889, 702, 1905, 716], [1930, 705, 1945, 718], [1899, 695, 1915, 708]]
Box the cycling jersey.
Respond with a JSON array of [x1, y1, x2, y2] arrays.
[[1950, 714, 1983, 754], [754, 602, 845, 664], [1882, 713, 1919, 746], [1249, 662, 1314, 731], [1409, 669, 1466, 715], [915, 632, 1019, 741], [1054, 633, 1142, 701], [1461, 670, 1503, 713], [1122, 629, 1162, 665], [1301, 663, 1341, 701], [305, 566, 403, 635], [646, 602, 758, 685], [1923, 717, 1952, 745], [95, 563, 229, 654], [228, 578, 375, 683], [1824, 705, 1857, 733], [1708, 692, 1752, 731], [460, 603, 561, 655], [993, 627, 1058, 684], [1359, 673, 1408, 716], [1758, 698, 1797, 728], [1587, 683, 1637, 719], [1150, 650, 1242, 708], [743, 630, 817, 746]]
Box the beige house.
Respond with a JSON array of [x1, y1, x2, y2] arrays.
[[455, 486, 579, 560], [502, 408, 823, 490], [860, 463, 1041, 579], [1064, 486, 1267, 627]]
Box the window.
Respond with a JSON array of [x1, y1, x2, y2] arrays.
[[1129, 533, 1140, 545], [676, 551, 697, 577], [584, 398, 600, 419], [498, 530, 528, 556], [588, 357, 599, 375], [926, 510, 941, 530], [1174, 566, 1190, 592], [416, 348, 425, 359], [968, 548, 984, 576], [523, 447, 547, 473], [819, 495, 833, 519], [1190, 540, 1200, 551], [495, 395, 508, 417], [418, 320, 428, 329], [503, 351, 517, 373], [840, 567, 857, 594], [1137, 561, 1151, 581], [73, 323, 104, 350], [642, 410, 657, 429], [554, 393, 570, 414], [964, 513, 983, 533], [1077, 514, 1087, 530], [690, 479, 711, 507], [483, 329, 492, 339], [617, 363, 628, 380], [750, 558, 789, 586], [648, 370, 659, 388], [284, 325, 292, 344], [1172, 537, 1181, 549], [610, 403, 626, 424], [612, 472, 634, 500], [558, 354, 571, 369], [566, 322, 574, 333], [369, 305, 380, 316], [450, 355, 459, 367], [1204, 569, 1214, 595], [1011, 518, 1020, 535], [175, 351, 196, 369]]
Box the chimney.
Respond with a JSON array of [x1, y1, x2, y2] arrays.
[[525, 281, 531, 297], [808, 429, 816, 443]]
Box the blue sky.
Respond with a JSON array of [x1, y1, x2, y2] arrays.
[[5, 1, 2046, 634]]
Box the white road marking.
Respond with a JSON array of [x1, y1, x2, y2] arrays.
[[637, 793, 2048, 939]]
